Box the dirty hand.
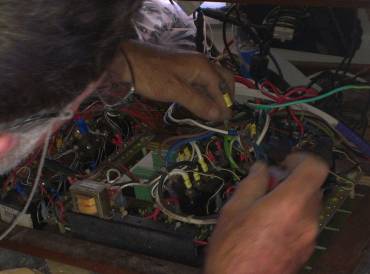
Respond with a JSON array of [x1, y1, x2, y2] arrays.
[[205, 153, 329, 274], [109, 40, 234, 121]]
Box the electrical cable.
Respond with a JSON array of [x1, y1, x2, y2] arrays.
[[165, 132, 214, 166], [118, 176, 161, 192], [256, 114, 271, 145], [268, 52, 284, 80], [222, 5, 240, 72], [236, 82, 370, 157], [253, 85, 370, 110], [0, 124, 53, 240], [165, 103, 229, 135], [154, 169, 218, 225]]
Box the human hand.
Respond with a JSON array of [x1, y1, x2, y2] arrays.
[[109, 40, 234, 122], [205, 153, 329, 274]]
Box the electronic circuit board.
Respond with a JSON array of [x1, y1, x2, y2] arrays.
[[0, 79, 365, 266]]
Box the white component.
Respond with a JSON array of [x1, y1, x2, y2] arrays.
[[116, 151, 158, 184], [273, 26, 295, 42], [0, 204, 33, 229], [268, 49, 315, 88]]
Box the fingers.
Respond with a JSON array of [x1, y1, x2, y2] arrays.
[[213, 65, 235, 98], [228, 162, 270, 210], [198, 63, 234, 120], [170, 79, 223, 121], [277, 153, 329, 201], [176, 53, 234, 121]]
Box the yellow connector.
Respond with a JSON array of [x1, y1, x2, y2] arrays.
[[193, 168, 201, 182], [183, 147, 191, 160], [199, 159, 209, 173], [177, 152, 185, 162], [219, 81, 233, 108], [182, 173, 192, 189], [246, 123, 257, 138], [250, 123, 257, 137], [56, 138, 64, 151], [223, 93, 233, 108]]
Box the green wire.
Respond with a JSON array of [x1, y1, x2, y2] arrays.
[[254, 85, 370, 110], [224, 137, 243, 172]]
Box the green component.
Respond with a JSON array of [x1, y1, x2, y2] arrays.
[[132, 166, 157, 180], [152, 150, 166, 171], [134, 185, 153, 202]]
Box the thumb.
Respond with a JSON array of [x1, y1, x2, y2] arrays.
[[277, 153, 329, 201], [228, 162, 270, 211]]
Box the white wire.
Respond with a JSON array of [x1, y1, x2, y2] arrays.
[[165, 103, 229, 135], [191, 142, 204, 162], [53, 147, 78, 160], [106, 168, 121, 184], [256, 114, 271, 146], [0, 124, 53, 241], [235, 83, 339, 126], [203, 15, 208, 54], [206, 181, 225, 215], [16, 167, 32, 186], [189, 143, 195, 161], [154, 191, 217, 225], [118, 182, 152, 192]]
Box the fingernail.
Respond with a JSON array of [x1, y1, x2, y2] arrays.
[[249, 162, 266, 176], [208, 107, 220, 120]]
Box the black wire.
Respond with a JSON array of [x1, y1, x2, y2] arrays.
[[328, 8, 349, 56], [328, 8, 359, 87], [268, 51, 284, 80], [194, 8, 205, 53], [222, 5, 241, 73], [341, 14, 361, 77], [157, 162, 218, 221]]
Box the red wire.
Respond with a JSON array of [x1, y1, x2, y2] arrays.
[[56, 201, 65, 223], [193, 240, 208, 246], [234, 75, 256, 88], [146, 207, 161, 221], [235, 75, 312, 136], [288, 109, 304, 136], [261, 80, 282, 97]]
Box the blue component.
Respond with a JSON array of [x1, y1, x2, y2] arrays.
[[50, 188, 60, 200], [15, 182, 27, 199], [165, 132, 215, 166], [336, 122, 370, 157], [74, 118, 89, 135], [89, 161, 97, 171], [239, 49, 259, 78], [15, 182, 25, 194], [228, 129, 238, 136]]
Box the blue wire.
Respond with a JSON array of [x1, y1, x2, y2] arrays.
[[165, 132, 215, 166]]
